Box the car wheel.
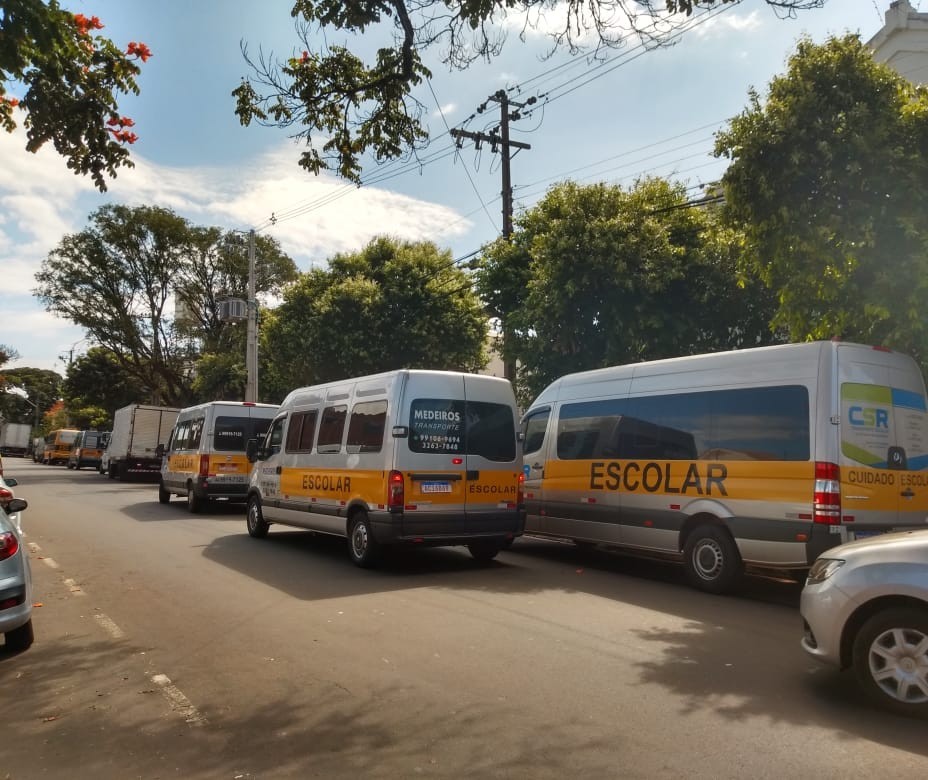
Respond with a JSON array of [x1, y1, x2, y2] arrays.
[[348, 511, 379, 568], [468, 541, 502, 563], [186, 483, 202, 514], [5, 618, 34, 652], [852, 607, 928, 719], [246, 496, 269, 539], [158, 481, 171, 504], [682, 524, 743, 594]]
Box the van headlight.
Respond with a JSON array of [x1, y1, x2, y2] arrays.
[[807, 558, 845, 584]]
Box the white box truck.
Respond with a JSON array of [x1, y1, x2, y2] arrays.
[[106, 404, 179, 481], [0, 422, 32, 457]]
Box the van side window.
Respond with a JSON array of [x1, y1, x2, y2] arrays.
[[172, 421, 190, 451], [557, 388, 809, 461], [347, 400, 387, 453], [522, 410, 550, 456], [188, 417, 204, 450], [286, 411, 319, 453], [266, 417, 285, 455], [409, 399, 464, 453], [317, 405, 347, 452]]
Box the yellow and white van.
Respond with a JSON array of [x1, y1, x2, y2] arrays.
[[42, 429, 79, 465], [245, 370, 524, 566], [159, 401, 278, 512], [520, 341, 928, 593]]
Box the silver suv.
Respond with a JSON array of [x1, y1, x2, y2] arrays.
[[801, 530, 928, 719]]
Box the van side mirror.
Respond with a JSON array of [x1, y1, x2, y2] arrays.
[[246, 438, 258, 463], [155, 443, 165, 457], [3, 478, 17, 488]]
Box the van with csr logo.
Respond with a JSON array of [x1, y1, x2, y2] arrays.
[[159, 401, 278, 512], [519, 341, 928, 593], [244, 370, 524, 567]]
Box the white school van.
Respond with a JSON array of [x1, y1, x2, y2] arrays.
[[245, 370, 524, 566], [519, 341, 928, 593], [159, 401, 278, 512]]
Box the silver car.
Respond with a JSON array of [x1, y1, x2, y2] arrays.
[[0, 493, 32, 652], [801, 530, 928, 719]]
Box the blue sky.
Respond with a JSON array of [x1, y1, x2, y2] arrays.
[[0, 0, 905, 374]]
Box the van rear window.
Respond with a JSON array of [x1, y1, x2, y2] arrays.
[[213, 416, 274, 452], [409, 399, 516, 462]]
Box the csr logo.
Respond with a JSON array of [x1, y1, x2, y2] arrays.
[[848, 406, 889, 428]]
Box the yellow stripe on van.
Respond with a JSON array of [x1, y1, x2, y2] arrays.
[[280, 468, 386, 505]]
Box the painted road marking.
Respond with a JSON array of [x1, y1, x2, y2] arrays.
[[93, 613, 126, 640], [62, 578, 85, 596], [151, 674, 207, 725]]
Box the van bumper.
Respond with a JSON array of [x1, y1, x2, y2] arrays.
[[195, 480, 249, 502], [372, 509, 524, 546]]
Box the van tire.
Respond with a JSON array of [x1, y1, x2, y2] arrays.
[[468, 541, 502, 563], [246, 497, 270, 538], [852, 607, 928, 719], [348, 512, 379, 568], [186, 484, 202, 514], [158, 481, 171, 504], [5, 618, 34, 652], [683, 525, 742, 594]]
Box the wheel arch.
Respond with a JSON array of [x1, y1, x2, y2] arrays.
[[840, 595, 928, 669], [678, 512, 733, 553], [345, 500, 369, 536]]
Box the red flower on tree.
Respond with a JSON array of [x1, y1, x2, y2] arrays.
[[126, 42, 153, 62], [73, 14, 104, 36]]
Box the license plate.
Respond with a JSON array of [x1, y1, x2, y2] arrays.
[[421, 481, 452, 494], [853, 530, 883, 539]]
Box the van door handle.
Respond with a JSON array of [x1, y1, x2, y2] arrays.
[[466, 470, 479, 480], [276, 466, 282, 475], [901, 488, 915, 498], [532, 462, 543, 469]]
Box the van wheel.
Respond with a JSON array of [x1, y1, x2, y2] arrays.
[[348, 512, 379, 568], [246, 497, 269, 538], [5, 619, 34, 652], [683, 525, 743, 594], [468, 541, 502, 563], [158, 481, 171, 504], [852, 607, 928, 719], [186, 484, 202, 514]]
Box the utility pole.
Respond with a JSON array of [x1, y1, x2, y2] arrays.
[[450, 90, 533, 381], [245, 229, 258, 403]]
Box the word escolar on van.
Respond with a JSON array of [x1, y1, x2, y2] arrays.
[[159, 401, 278, 512], [520, 341, 928, 593], [244, 369, 525, 567]]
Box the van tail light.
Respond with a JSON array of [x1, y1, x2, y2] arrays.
[[517, 472, 525, 506], [199, 454, 211, 477], [0, 531, 19, 562], [387, 470, 405, 510], [813, 461, 842, 525]]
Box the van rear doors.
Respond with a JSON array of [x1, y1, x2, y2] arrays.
[[400, 373, 520, 537], [837, 344, 928, 534]]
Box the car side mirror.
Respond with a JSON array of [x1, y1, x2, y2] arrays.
[[246, 438, 258, 463], [4, 478, 17, 488], [6, 498, 27, 514]]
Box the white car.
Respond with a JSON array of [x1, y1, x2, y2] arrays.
[[0, 493, 32, 652], [801, 530, 928, 719]]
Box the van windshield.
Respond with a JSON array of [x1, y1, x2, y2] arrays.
[[213, 416, 275, 452], [408, 399, 516, 462]]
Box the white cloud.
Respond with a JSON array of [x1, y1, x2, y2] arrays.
[[0, 126, 473, 371], [433, 103, 457, 119], [691, 10, 763, 39]]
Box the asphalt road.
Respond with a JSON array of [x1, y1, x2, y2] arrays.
[[2, 458, 927, 779]]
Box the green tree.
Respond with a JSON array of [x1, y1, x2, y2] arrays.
[[62, 347, 147, 429], [1, 0, 151, 191], [234, 0, 821, 182], [262, 236, 488, 396], [715, 34, 928, 366], [35, 204, 198, 407], [475, 178, 781, 403], [0, 365, 62, 429]]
